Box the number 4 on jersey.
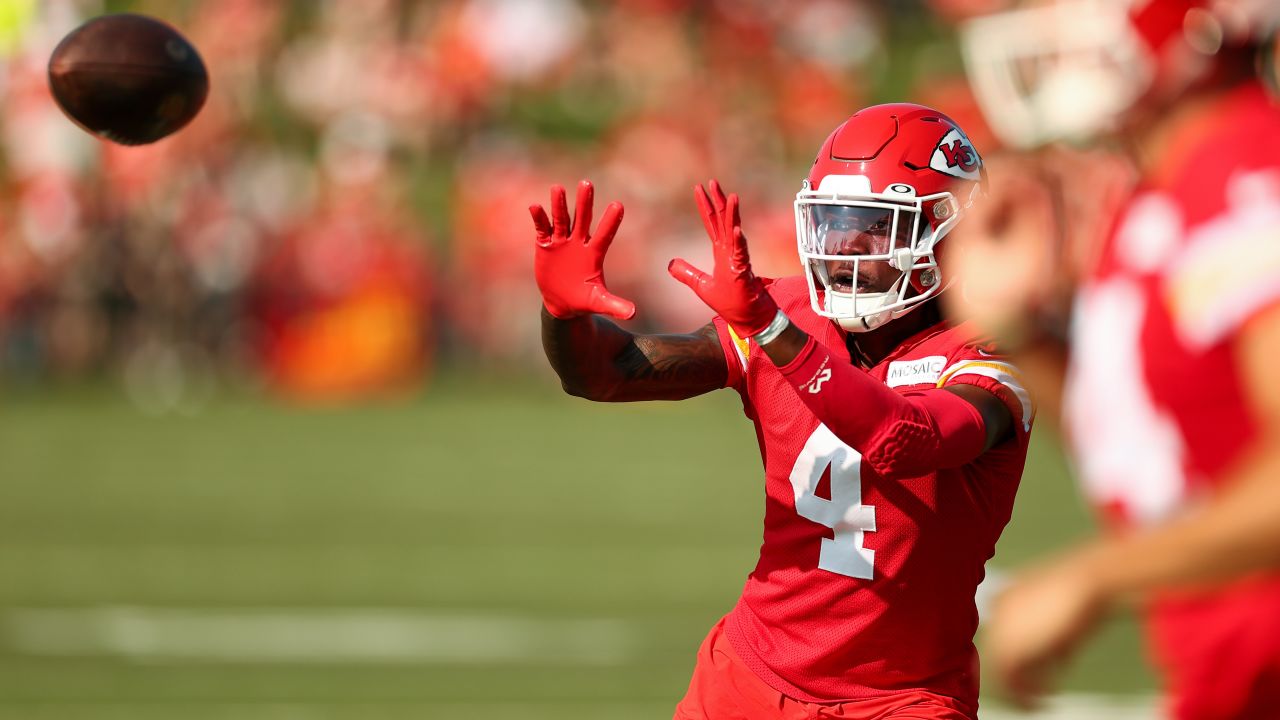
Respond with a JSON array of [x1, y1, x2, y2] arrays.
[[789, 424, 877, 579]]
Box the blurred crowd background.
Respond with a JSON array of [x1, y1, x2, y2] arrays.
[[0, 0, 998, 409]]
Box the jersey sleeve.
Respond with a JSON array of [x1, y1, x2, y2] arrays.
[[1163, 171, 1280, 350], [1159, 88, 1280, 350], [935, 347, 1035, 435], [712, 316, 748, 392]]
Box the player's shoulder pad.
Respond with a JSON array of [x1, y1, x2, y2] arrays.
[[935, 348, 1034, 433]]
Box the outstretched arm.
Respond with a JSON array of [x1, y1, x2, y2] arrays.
[[533, 180, 727, 402], [541, 311, 726, 401], [765, 326, 1012, 477], [669, 180, 1013, 474]]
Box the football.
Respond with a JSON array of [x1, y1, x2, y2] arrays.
[[47, 13, 209, 146]]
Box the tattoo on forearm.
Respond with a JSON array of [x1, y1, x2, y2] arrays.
[[623, 325, 726, 387], [542, 311, 725, 401]]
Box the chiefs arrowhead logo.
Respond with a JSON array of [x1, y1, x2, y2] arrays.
[[930, 129, 982, 181]]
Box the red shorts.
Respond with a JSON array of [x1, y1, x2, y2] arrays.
[[673, 618, 975, 720]]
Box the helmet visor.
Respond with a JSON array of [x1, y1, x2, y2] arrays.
[[801, 203, 924, 259]]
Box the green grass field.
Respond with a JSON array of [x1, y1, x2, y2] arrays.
[[0, 371, 1156, 719]]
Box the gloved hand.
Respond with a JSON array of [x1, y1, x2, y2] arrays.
[[530, 180, 636, 320], [668, 180, 779, 337]]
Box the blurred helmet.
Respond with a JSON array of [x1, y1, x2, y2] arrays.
[[961, 0, 1280, 148], [795, 103, 986, 333]]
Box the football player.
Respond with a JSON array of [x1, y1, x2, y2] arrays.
[[531, 104, 1034, 720], [953, 1, 1280, 717]]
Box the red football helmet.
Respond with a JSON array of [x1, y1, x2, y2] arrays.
[[796, 103, 986, 332], [961, 0, 1280, 148]]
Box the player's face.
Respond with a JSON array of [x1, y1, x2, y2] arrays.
[[816, 206, 912, 294]]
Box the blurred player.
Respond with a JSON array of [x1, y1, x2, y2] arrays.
[[531, 104, 1034, 720], [952, 1, 1280, 717]]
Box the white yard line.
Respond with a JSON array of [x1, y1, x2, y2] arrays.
[[2, 605, 1162, 717], [1, 607, 635, 665], [983, 694, 1161, 719]]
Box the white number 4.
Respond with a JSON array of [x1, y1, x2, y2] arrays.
[[789, 424, 876, 579]]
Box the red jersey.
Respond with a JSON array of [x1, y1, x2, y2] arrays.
[[711, 275, 1032, 711], [1063, 83, 1280, 720]]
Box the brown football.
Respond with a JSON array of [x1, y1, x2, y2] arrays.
[[47, 13, 208, 146]]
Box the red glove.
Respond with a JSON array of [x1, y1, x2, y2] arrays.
[[668, 180, 778, 337], [530, 180, 636, 320]]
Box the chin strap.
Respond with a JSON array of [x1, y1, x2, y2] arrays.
[[829, 290, 895, 332], [835, 292, 927, 333], [826, 258, 917, 333]]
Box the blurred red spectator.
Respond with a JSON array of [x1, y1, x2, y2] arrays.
[[0, 0, 955, 398], [251, 183, 434, 403]]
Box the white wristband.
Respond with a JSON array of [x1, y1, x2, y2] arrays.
[[752, 309, 790, 346]]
